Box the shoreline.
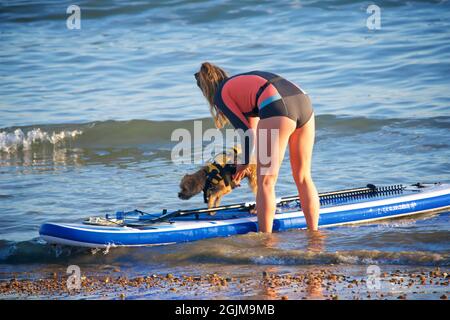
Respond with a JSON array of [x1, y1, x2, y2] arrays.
[[1, 265, 448, 300]]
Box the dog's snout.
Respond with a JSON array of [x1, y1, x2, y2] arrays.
[[178, 192, 189, 200]]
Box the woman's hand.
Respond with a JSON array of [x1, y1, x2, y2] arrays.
[[233, 164, 249, 184]]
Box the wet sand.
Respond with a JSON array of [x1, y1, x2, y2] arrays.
[[1, 266, 448, 300]]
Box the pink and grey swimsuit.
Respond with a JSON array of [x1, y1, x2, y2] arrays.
[[214, 71, 313, 163]]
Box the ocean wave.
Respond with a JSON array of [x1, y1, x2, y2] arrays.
[[1, 238, 448, 267], [249, 250, 448, 266], [0, 128, 82, 153], [0, 239, 97, 265], [1, 115, 448, 155], [165, 246, 449, 267]]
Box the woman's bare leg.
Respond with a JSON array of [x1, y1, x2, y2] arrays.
[[288, 114, 320, 230], [256, 116, 296, 233]]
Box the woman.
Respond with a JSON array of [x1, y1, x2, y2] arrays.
[[195, 62, 320, 232]]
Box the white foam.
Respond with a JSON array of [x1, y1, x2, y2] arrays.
[[0, 128, 82, 153]]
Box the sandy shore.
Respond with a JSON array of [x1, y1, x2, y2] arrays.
[[0, 265, 448, 300]]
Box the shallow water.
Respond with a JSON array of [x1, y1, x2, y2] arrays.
[[0, 0, 449, 299]]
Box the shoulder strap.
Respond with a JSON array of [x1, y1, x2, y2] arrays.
[[254, 76, 283, 110]]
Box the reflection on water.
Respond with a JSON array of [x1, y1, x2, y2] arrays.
[[306, 230, 326, 253], [306, 272, 324, 300], [259, 231, 326, 299], [0, 148, 84, 173], [260, 229, 326, 253], [261, 233, 279, 249]]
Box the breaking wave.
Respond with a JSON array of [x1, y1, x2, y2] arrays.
[[0, 238, 448, 267], [0, 128, 82, 153], [1, 115, 448, 154]]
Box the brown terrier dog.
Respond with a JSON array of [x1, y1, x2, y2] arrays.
[[178, 148, 257, 213]]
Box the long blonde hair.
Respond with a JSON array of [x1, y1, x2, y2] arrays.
[[195, 62, 229, 129]]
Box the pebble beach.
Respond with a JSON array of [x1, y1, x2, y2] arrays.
[[1, 266, 448, 300]]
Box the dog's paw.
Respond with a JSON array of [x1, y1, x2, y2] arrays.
[[208, 211, 217, 216], [249, 207, 257, 215]]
